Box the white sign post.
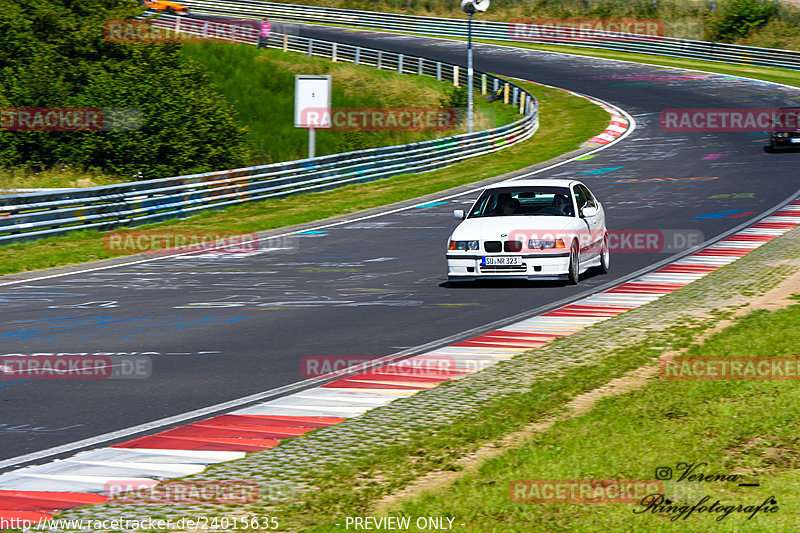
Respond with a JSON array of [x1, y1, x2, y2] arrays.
[[294, 75, 332, 159]]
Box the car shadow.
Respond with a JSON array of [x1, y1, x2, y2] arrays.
[[440, 279, 571, 289]]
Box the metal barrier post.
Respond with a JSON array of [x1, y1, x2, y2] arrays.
[[332, 43, 337, 62], [377, 51, 382, 69], [453, 65, 459, 87], [418, 57, 423, 75], [436, 62, 441, 80], [398, 54, 403, 73], [355, 47, 361, 64], [307, 38, 312, 56], [481, 74, 486, 94], [503, 83, 509, 104]]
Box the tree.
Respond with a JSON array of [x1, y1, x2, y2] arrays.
[[0, 0, 249, 179]]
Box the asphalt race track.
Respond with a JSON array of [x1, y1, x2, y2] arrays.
[[1, 24, 798, 470]]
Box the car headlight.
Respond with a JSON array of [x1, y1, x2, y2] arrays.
[[529, 238, 565, 249], [449, 240, 479, 251], [776, 132, 789, 138]]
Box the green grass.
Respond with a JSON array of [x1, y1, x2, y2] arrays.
[[181, 41, 515, 165], [284, 302, 800, 532], [0, 78, 608, 274], [273, 318, 717, 532], [367, 304, 800, 532], [0, 42, 516, 188]]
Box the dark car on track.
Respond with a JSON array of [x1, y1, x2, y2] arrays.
[[770, 107, 800, 151]]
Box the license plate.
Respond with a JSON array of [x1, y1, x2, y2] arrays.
[[482, 256, 522, 266]]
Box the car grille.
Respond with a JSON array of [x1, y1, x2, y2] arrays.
[[484, 241, 502, 252], [480, 264, 527, 273]]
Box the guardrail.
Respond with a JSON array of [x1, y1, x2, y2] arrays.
[[181, 0, 800, 71], [0, 15, 538, 246]]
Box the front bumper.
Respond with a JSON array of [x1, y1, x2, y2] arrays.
[[446, 252, 571, 280]]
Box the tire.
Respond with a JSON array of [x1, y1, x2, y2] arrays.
[[567, 240, 580, 285], [597, 234, 610, 274]]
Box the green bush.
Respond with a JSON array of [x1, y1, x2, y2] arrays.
[[0, 0, 249, 179], [707, 0, 774, 42]]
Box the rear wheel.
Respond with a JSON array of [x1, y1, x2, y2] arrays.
[[567, 240, 580, 285]]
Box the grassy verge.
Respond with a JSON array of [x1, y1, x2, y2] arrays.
[[371, 301, 800, 532], [280, 317, 725, 532], [0, 78, 608, 275], [0, 42, 514, 189], [181, 42, 515, 164]]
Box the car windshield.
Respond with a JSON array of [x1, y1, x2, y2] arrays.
[[468, 186, 574, 218]]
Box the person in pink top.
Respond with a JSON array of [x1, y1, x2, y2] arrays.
[[259, 18, 271, 48]]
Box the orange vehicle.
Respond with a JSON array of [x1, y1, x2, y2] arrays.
[[141, 0, 189, 15]]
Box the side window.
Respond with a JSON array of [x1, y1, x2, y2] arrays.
[[573, 186, 588, 210], [578, 185, 596, 208]]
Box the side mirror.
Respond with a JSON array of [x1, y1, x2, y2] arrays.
[[581, 206, 598, 218], [453, 209, 466, 220]]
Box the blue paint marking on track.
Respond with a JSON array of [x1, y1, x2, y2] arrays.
[[0, 379, 36, 390], [0, 315, 254, 342], [414, 201, 448, 208], [695, 209, 748, 219], [581, 167, 623, 175], [297, 230, 327, 235]]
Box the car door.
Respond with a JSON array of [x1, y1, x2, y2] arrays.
[[573, 184, 604, 262]]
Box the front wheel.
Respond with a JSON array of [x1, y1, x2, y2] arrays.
[[597, 234, 610, 274], [567, 240, 580, 285]]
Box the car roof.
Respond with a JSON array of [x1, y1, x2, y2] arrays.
[[485, 178, 580, 189]]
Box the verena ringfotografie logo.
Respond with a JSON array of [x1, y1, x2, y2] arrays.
[[660, 356, 800, 380], [298, 108, 457, 131], [104, 19, 259, 43], [508, 228, 704, 254], [301, 356, 494, 378], [509, 479, 663, 503], [661, 108, 800, 132], [103, 231, 260, 255], [104, 480, 259, 504], [1, 108, 142, 131], [0, 355, 151, 379], [509, 18, 664, 42]]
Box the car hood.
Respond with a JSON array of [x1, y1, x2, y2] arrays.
[[450, 216, 579, 241]]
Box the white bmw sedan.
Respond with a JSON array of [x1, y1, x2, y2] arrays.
[[446, 179, 609, 284]]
